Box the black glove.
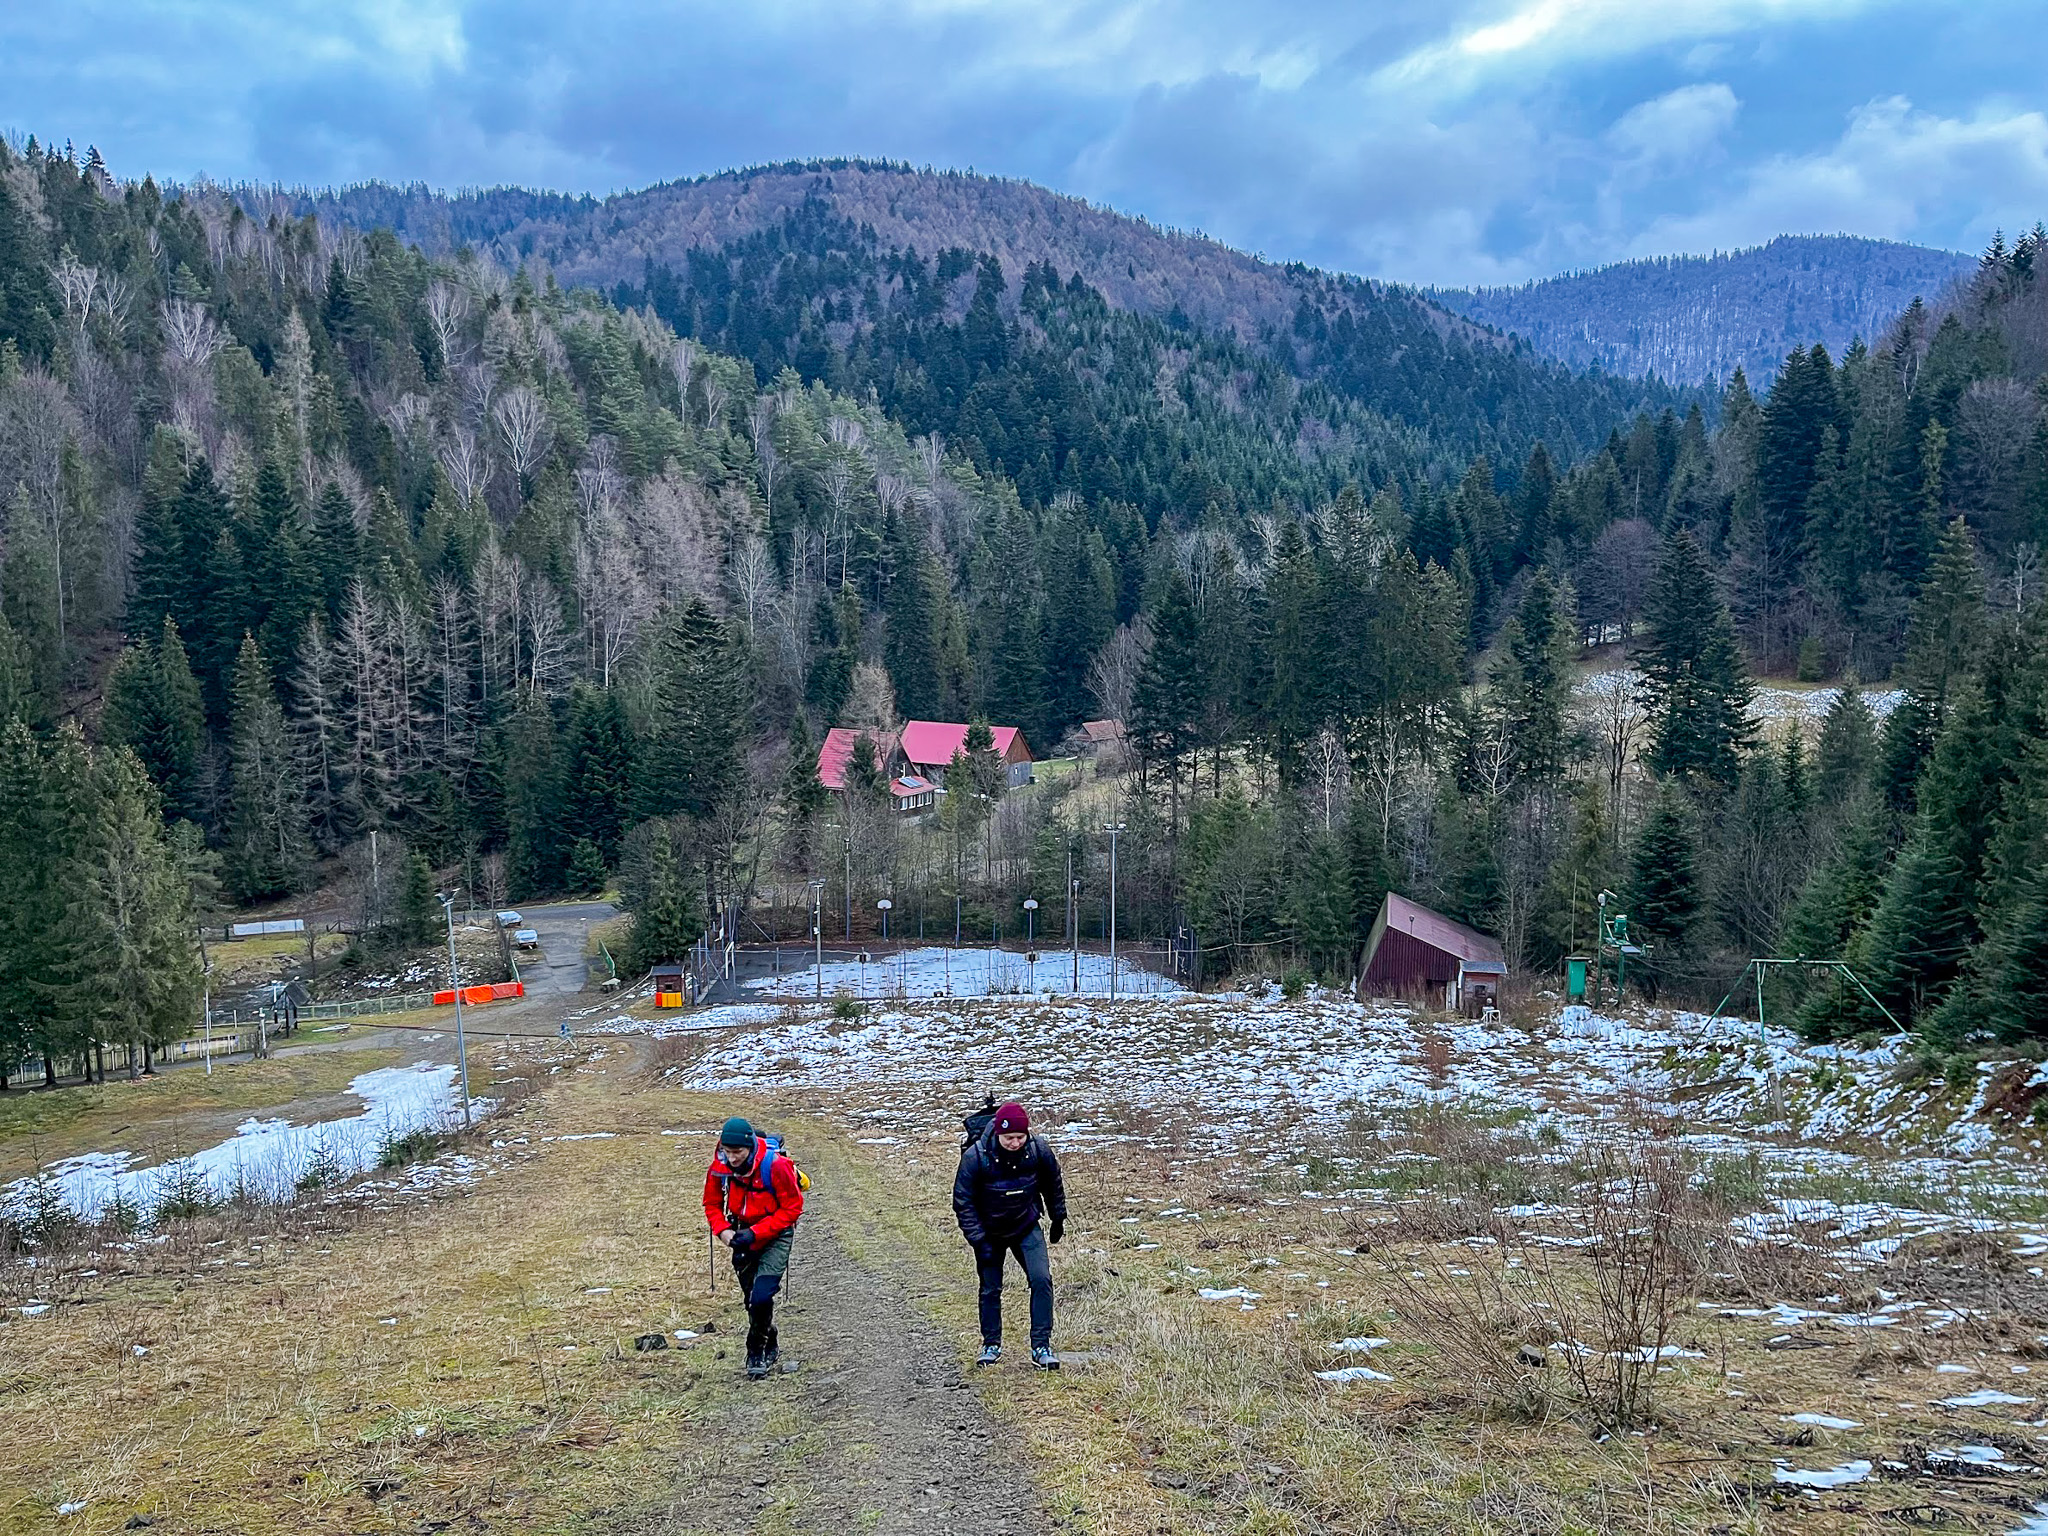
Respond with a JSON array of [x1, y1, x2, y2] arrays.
[[731, 1227, 755, 1250], [1049, 1218, 1064, 1245]]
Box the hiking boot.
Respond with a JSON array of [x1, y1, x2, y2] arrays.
[[1031, 1346, 1061, 1371], [763, 1328, 780, 1369], [975, 1343, 1002, 1366], [745, 1346, 769, 1380]]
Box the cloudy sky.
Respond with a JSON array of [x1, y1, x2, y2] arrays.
[[6, 0, 2047, 287]]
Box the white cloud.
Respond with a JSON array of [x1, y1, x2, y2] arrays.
[[1630, 95, 2048, 255], [1607, 83, 1740, 166], [1382, 0, 1883, 96]]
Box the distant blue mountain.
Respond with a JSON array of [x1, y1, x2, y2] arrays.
[[1433, 235, 1976, 385]]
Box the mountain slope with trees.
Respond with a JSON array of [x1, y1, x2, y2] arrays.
[[1435, 235, 1977, 385], [1, 133, 2046, 1096], [264, 161, 1687, 476]]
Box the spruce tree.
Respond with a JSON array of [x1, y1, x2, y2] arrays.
[[1900, 517, 1986, 707], [561, 687, 636, 864], [1639, 528, 1757, 789], [1849, 681, 2008, 1028], [1626, 793, 1701, 949], [224, 636, 310, 903], [0, 722, 46, 1081], [76, 747, 200, 1065], [883, 516, 942, 720], [393, 851, 440, 947], [503, 693, 563, 900], [566, 838, 610, 897], [782, 714, 829, 829], [1131, 569, 1203, 826], [100, 616, 206, 825], [0, 612, 32, 726], [627, 836, 705, 973], [1813, 684, 1877, 811], [639, 598, 743, 824], [1490, 569, 1577, 784]]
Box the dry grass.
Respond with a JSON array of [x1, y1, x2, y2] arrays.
[[9, 1036, 2048, 1535]]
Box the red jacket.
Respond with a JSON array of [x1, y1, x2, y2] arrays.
[[702, 1136, 804, 1242]]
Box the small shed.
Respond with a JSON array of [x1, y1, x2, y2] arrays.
[[1356, 893, 1507, 1017], [650, 963, 688, 1009]]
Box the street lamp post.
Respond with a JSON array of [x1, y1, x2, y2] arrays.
[[1101, 824, 1125, 1001], [808, 879, 826, 1001], [877, 898, 892, 940], [437, 890, 473, 1128], [1023, 898, 1038, 946], [1067, 844, 1079, 993]]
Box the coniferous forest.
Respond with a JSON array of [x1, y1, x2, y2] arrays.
[[3, 136, 2048, 1085]]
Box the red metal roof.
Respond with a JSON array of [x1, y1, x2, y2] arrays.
[[897, 720, 1026, 770], [1378, 893, 1506, 971], [816, 727, 897, 791], [1082, 718, 1125, 743]]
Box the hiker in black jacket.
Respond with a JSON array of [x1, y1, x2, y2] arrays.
[[953, 1100, 1067, 1370]]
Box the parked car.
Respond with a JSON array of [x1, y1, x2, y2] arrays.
[[513, 928, 540, 950], [495, 910, 522, 928]]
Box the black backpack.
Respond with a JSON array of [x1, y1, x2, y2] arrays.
[[960, 1093, 999, 1149]]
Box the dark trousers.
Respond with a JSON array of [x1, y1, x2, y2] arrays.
[[975, 1224, 1052, 1350], [732, 1229, 794, 1351]]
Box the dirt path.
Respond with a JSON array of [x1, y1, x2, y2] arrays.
[[673, 1198, 1050, 1536]]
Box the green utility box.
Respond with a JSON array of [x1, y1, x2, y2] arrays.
[[1566, 955, 1590, 1002]]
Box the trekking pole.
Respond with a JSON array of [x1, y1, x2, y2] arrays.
[[708, 1233, 715, 1298]]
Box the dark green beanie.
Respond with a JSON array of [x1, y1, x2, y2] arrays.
[[719, 1116, 754, 1148]]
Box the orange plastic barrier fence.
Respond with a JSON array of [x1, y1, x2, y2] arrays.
[[431, 981, 527, 1008]]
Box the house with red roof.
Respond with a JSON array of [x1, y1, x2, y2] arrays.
[[896, 720, 1034, 788], [815, 720, 1034, 801], [815, 727, 900, 793]]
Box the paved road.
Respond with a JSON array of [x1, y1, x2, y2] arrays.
[[487, 900, 619, 1033]]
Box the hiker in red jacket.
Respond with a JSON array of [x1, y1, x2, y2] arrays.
[[703, 1116, 805, 1379]]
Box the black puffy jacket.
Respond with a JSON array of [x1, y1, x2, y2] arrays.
[[953, 1125, 1067, 1249]]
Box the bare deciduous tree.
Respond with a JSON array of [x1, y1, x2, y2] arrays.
[[492, 385, 552, 486], [671, 338, 698, 405], [1309, 727, 1348, 832], [160, 299, 224, 369], [437, 426, 492, 505], [425, 281, 469, 368], [730, 528, 775, 639], [1086, 619, 1150, 736]]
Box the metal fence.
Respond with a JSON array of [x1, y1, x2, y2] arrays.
[[730, 940, 1184, 1001]]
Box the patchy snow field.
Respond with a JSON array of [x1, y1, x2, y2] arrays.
[[3, 1063, 489, 1221], [615, 990, 2048, 1261], [743, 945, 1182, 1000], [1579, 668, 1902, 736]]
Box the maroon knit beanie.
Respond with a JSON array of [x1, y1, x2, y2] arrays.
[[993, 1101, 1029, 1134]]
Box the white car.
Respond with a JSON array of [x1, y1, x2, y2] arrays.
[[495, 910, 523, 928], [513, 928, 540, 950]]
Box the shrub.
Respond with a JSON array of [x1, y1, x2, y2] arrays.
[[830, 993, 865, 1022], [1281, 969, 1310, 999], [297, 1142, 345, 1192], [152, 1161, 215, 1223], [378, 1127, 442, 1168]]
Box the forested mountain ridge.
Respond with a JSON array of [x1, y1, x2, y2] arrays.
[[263, 161, 1687, 477], [277, 160, 1460, 339], [1435, 235, 1978, 386]]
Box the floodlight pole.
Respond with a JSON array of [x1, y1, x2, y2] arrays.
[[438, 890, 472, 1128], [1102, 823, 1125, 1001], [809, 879, 826, 1001], [1024, 898, 1038, 947]]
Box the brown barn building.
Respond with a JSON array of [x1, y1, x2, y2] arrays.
[[1355, 893, 1507, 1016]]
